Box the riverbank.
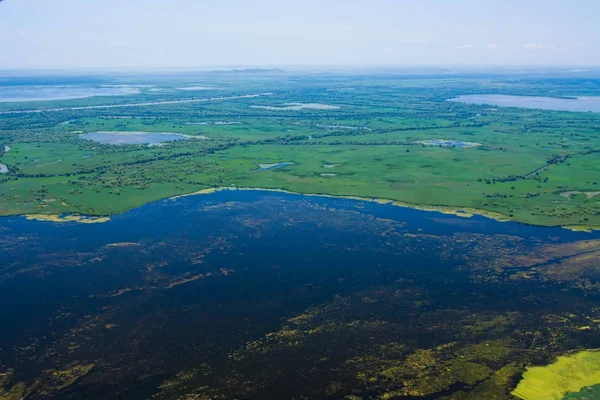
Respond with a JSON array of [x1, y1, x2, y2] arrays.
[[2, 187, 596, 232]]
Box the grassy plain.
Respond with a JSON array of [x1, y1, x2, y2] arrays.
[[512, 350, 600, 400], [1, 71, 600, 227]]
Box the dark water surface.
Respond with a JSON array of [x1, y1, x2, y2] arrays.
[[1, 191, 600, 399]]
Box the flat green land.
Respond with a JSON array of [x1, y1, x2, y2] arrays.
[[512, 350, 600, 400], [1, 72, 600, 227]]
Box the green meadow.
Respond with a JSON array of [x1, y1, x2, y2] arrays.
[[1, 73, 600, 227]]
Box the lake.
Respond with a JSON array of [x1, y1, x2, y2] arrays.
[[0, 85, 140, 102], [79, 131, 193, 145], [450, 94, 600, 112], [1, 190, 600, 399]]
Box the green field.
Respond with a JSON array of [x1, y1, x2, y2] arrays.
[[1, 71, 600, 227]]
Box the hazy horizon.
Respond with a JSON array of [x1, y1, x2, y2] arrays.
[[1, 0, 600, 69]]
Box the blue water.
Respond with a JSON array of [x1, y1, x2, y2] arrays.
[[0, 85, 140, 103], [1, 190, 599, 399], [80, 131, 190, 145], [258, 162, 295, 170], [450, 94, 600, 112]]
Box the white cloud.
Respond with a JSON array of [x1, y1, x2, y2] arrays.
[[523, 44, 555, 49], [573, 44, 584, 48], [486, 44, 498, 49], [456, 44, 474, 50]]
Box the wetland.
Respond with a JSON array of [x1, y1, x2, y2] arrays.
[[1, 190, 600, 399], [2, 72, 600, 229], [2, 69, 600, 399]]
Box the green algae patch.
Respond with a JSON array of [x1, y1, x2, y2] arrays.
[[564, 384, 600, 399], [512, 350, 600, 400]]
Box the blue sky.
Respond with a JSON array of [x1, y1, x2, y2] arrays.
[[1, 0, 599, 69]]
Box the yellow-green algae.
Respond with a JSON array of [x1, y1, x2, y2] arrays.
[[562, 225, 600, 233], [24, 214, 110, 224], [0, 364, 93, 400], [512, 350, 600, 400]]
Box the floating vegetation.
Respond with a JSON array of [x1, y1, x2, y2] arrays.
[[0, 364, 94, 399], [3, 191, 600, 399], [24, 214, 111, 223], [563, 225, 600, 233], [512, 350, 600, 400], [105, 242, 141, 248]]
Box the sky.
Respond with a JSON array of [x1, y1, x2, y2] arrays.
[[1, 0, 599, 69]]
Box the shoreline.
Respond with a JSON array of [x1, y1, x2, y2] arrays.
[[172, 187, 600, 232], [10, 187, 600, 232]]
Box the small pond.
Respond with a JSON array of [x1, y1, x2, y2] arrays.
[[416, 139, 482, 148], [258, 162, 295, 171], [79, 131, 192, 145], [186, 121, 241, 125], [450, 94, 600, 112], [251, 103, 340, 111]]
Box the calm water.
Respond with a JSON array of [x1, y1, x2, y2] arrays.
[[0, 85, 140, 102], [451, 94, 600, 112], [80, 131, 191, 145], [1, 191, 599, 399], [258, 162, 295, 170]]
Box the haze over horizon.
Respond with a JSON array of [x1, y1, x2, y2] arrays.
[[1, 0, 600, 69]]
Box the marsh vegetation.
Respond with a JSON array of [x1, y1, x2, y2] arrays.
[[1, 71, 599, 228]]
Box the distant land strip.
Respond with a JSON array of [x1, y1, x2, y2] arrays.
[[0, 93, 274, 115]]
